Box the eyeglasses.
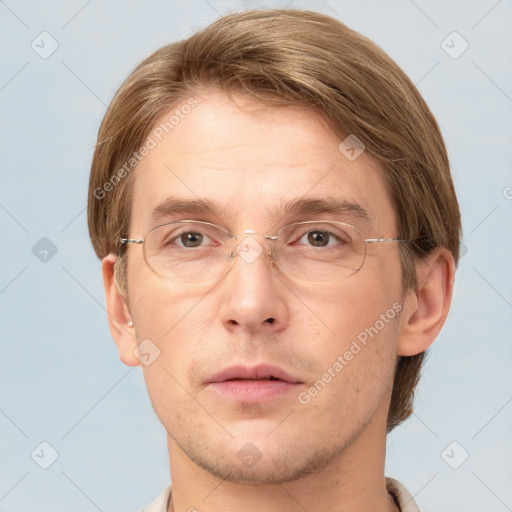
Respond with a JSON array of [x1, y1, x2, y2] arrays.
[[120, 220, 410, 284]]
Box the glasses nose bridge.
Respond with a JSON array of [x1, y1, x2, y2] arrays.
[[229, 230, 279, 263]]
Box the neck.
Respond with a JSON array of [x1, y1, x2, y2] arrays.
[[165, 405, 399, 512]]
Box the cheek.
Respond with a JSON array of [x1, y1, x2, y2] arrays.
[[127, 258, 217, 384], [296, 255, 402, 346], [128, 254, 206, 334], [128, 272, 214, 422], [298, 307, 399, 432], [295, 267, 402, 402]]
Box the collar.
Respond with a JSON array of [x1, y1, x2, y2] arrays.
[[142, 477, 420, 511]]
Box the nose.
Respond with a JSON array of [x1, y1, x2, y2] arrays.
[[217, 233, 289, 333]]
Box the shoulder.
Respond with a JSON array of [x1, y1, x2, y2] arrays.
[[386, 477, 421, 512], [139, 484, 172, 512]]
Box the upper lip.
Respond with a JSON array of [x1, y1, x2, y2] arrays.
[[207, 364, 302, 384]]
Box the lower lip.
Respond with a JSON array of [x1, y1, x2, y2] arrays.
[[208, 379, 301, 402]]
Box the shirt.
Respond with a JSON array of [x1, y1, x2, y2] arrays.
[[140, 477, 420, 511]]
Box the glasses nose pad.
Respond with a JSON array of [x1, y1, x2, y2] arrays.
[[225, 238, 275, 266]]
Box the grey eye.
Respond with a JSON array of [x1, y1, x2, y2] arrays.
[[179, 232, 204, 247], [297, 229, 348, 247]]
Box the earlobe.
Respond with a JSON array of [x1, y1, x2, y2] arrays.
[[397, 248, 456, 356], [101, 253, 141, 367]]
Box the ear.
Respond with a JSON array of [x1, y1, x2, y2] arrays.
[[101, 253, 140, 366], [397, 248, 456, 356]]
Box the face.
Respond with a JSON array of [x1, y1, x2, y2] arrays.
[[123, 91, 404, 483]]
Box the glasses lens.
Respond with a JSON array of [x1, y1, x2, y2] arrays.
[[275, 221, 366, 283], [143, 221, 232, 283]]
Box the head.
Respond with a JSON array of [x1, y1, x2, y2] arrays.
[[88, 9, 460, 482]]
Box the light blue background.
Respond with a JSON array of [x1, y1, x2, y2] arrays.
[[1, 0, 511, 510]]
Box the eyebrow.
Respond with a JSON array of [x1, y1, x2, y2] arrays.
[[151, 197, 219, 226], [150, 195, 371, 227], [282, 197, 371, 224]]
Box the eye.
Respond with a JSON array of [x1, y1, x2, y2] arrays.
[[148, 222, 229, 256], [297, 229, 349, 248], [171, 230, 217, 248]]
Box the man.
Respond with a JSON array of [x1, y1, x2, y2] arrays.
[[88, 9, 460, 512]]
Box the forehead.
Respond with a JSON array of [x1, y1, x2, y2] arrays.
[[130, 91, 396, 234]]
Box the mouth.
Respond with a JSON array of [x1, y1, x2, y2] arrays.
[[206, 364, 302, 403], [225, 377, 280, 381]]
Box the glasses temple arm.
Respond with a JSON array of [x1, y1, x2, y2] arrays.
[[120, 238, 144, 244], [364, 238, 415, 243]]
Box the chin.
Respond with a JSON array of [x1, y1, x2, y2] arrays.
[[175, 426, 349, 485]]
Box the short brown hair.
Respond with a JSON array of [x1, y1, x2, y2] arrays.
[[88, 9, 461, 431]]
